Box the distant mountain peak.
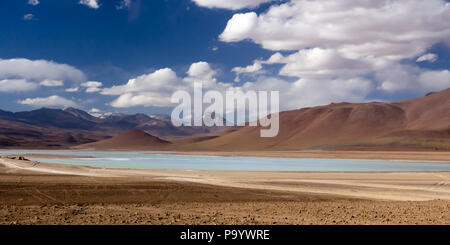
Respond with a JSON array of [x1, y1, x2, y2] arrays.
[[63, 107, 101, 122]]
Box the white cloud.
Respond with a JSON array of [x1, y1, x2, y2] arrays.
[[102, 63, 223, 107], [220, 12, 258, 42], [376, 64, 450, 92], [40, 79, 64, 87], [28, 0, 40, 6], [79, 0, 100, 9], [102, 68, 179, 97], [0, 58, 85, 83], [185, 61, 218, 87], [418, 70, 450, 91], [89, 108, 100, 113], [116, 0, 131, 10], [0, 79, 38, 92], [243, 76, 373, 110], [220, 0, 450, 59], [81, 81, 102, 87], [264, 52, 284, 64], [102, 63, 231, 108], [97, 1, 450, 111], [102, 68, 182, 107], [191, 0, 272, 10], [102, 61, 372, 111], [81, 81, 103, 93], [416, 53, 438, 63], [376, 65, 420, 92], [232, 60, 263, 82], [85, 87, 101, 93], [18, 95, 77, 108], [89, 108, 102, 117], [274, 48, 373, 79], [65, 87, 79, 92], [23, 14, 35, 20], [86, 0, 450, 112], [218, 0, 450, 100], [187, 61, 216, 79], [109, 92, 172, 108]]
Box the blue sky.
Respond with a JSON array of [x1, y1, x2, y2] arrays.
[[0, 0, 449, 116]]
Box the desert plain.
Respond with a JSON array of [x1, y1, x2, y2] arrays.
[[1, 151, 450, 225]]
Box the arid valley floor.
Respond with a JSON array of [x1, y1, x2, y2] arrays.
[[1, 151, 450, 225]]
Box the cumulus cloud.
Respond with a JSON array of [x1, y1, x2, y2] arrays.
[[376, 64, 450, 92], [100, 64, 222, 107], [79, 0, 100, 9], [102, 68, 184, 107], [116, 0, 131, 10], [18, 95, 77, 108], [186, 62, 216, 79], [88, 108, 102, 117], [101, 68, 179, 97], [0, 58, 85, 83], [101, 61, 372, 111], [217, 0, 450, 100], [263, 52, 284, 64], [102, 62, 231, 108], [90, 108, 101, 113], [220, 0, 450, 60], [91, 0, 450, 111], [243, 76, 373, 110], [185, 61, 218, 87], [220, 12, 258, 42], [40, 79, 64, 87], [232, 60, 263, 82], [28, 0, 40, 6], [270, 48, 374, 79], [65, 87, 79, 92], [81, 81, 103, 93], [416, 53, 438, 63], [23, 14, 35, 20], [376, 64, 420, 92], [108, 93, 170, 108], [0, 79, 38, 92], [191, 0, 272, 10], [418, 70, 450, 91]]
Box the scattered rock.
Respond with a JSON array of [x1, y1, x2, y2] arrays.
[[6, 155, 29, 161]]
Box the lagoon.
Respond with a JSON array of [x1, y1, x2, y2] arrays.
[[1, 150, 450, 172]]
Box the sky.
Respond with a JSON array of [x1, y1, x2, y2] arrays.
[[0, 0, 449, 116]]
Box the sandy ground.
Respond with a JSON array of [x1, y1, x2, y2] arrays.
[[2, 157, 450, 201], [2, 157, 450, 224]]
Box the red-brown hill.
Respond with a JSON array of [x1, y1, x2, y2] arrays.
[[74, 129, 171, 150], [174, 88, 450, 151]]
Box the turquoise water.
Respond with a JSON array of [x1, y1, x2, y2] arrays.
[[1, 150, 450, 172]]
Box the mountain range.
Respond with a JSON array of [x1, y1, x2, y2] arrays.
[[173, 88, 450, 151], [1, 88, 449, 151], [73, 129, 171, 150], [0, 107, 223, 148]]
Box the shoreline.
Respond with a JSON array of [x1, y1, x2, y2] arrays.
[[142, 150, 450, 163], [1, 149, 450, 162], [2, 157, 450, 224], [2, 157, 450, 201]]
